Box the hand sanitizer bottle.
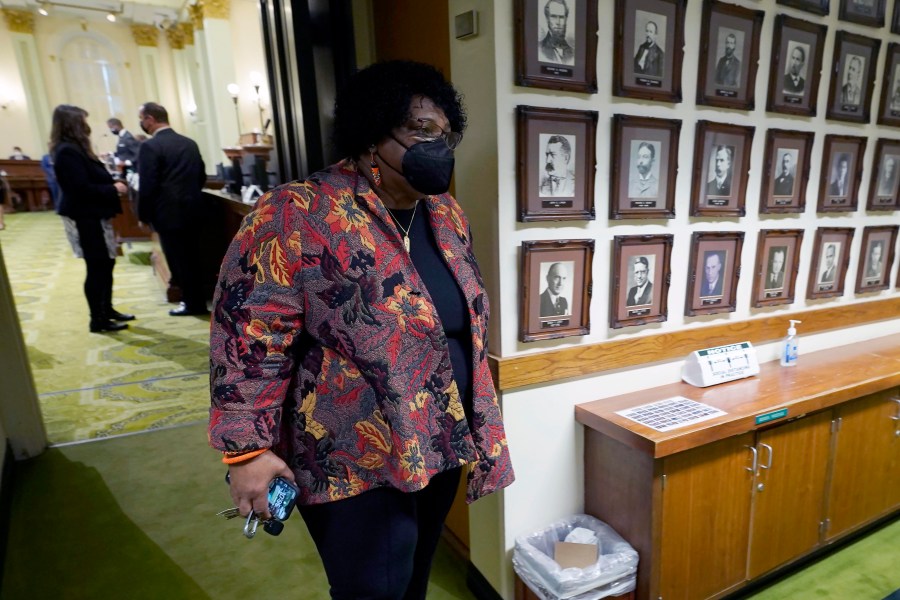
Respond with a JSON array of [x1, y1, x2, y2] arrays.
[[780, 320, 802, 367]]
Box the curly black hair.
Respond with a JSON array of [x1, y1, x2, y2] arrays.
[[332, 60, 467, 159]]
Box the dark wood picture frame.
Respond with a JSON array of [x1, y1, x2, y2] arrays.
[[516, 105, 598, 222], [613, 0, 687, 103], [817, 134, 867, 212], [690, 120, 755, 217], [867, 139, 900, 211], [776, 0, 830, 15], [685, 231, 744, 317], [875, 43, 900, 127], [696, 0, 764, 110], [610, 234, 674, 329], [760, 129, 815, 214], [520, 239, 594, 342], [514, 0, 599, 93], [766, 15, 828, 117], [807, 227, 855, 299], [826, 31, 881, 124], [838, 0, 886, 27], [855, 225, 898, 293], [752, 229, 804, 308], [609, 115, 681, 220], [893, 0, 900, 33]]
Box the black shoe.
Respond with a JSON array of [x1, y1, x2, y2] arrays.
[[169, 303, 209, 317], [108, 309, 136, 321], [90, 320, 129, 333]]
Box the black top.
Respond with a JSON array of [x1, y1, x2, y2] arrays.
[[391, 204, 474, 423], [137, 128, 207, 231], [53, 142, 121, 220]]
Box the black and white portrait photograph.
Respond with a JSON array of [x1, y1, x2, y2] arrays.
[[626, 255, 655, 307], [538, 133, 577, 198], [864, 240, 884, 280], [783, 42, 810, 96], [538, 260, 573, 317], [877, 43, 900, 126], [685, 231, 743, 316], [633, 11, 667, 79], [753, 229, 803, 307], [627, 140, 661, 198], [700, 250, 726, 298], [538, 0, 576, 66], [818, 135, 866, 212], [855, 226, 898, 293], [808, 227, 854, 299], [828, 32, 881, 123], [698, 1, 763, 109], [817, 242, 841, 285], [765, 245, 788, 291], [773, 148, 798, 197], [868, 139, 900, 210], [890, 66, 900, 112], [839, 0, 887, 27], [714, 28, 744, 89], [706, 145, 735, 196], [876, 154, 899, 197], [840, 55, 864, 109], [828, 153, 852, 198]]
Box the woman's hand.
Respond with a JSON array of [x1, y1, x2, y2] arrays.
[[227, 451, 296, 520], [114, 181, 128, 195]]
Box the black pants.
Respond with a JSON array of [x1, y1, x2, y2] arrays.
[[299, 467, 462, 600], [157, 226, 206, 310], [75, 219, 116, 322]]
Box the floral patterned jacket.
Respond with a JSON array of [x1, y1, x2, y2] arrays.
[[209, 159, 514, 505]]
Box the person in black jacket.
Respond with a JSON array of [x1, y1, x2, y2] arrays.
[[136, 102, 209, 316], [51, 104, 134, 332], [106, 118, 142, 164]]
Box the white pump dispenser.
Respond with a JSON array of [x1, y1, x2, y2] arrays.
[[780, 320, 802, 367]]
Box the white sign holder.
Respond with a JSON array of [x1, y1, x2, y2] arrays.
[[682, 341, 760, 388]]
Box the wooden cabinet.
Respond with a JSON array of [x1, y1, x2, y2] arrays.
[[827, 388, 900, 539], [577, 338, 900, 600]]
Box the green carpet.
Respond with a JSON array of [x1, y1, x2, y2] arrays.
[[0, 211, 210, 444]]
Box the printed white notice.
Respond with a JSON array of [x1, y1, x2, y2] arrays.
[[616, 396, 727, 432]]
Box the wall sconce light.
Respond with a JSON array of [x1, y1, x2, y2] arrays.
[[106, 12, 116, 22], [187, 102, 197, 122], [249, 71, 265, 133], [226, 83, 241, 135], [38, 3, 49, 16]]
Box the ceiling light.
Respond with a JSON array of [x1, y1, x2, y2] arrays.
[[38, 4, 48, 15]]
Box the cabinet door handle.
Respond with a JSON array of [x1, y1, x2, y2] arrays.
[[745, 445, 758, 473], [759, 443, 774, 470], [891, 398, 900, 421]]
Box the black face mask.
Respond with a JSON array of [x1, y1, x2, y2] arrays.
[[386, 136, 455, 195]]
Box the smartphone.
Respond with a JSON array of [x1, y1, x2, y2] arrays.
[[267, 477, 299, 522]]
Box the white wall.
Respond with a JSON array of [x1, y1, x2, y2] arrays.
[[450, 1, 900, 597]]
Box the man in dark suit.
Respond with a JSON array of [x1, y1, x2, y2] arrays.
[[818, 243, 837, 284], [706, 145, 733, 196], [783, 46, 806, 95], [828, 154, 850, 197], [137, 102, 210, 316], [701, 251, 724, 297], [539, 262, 569, 317], [715, 33, 741, 87], [107, 118, 142, 164], [773, 152, 795, 196], [633, 20, 664, 77], [840, 56, 863, 106], [626, 256, 653, 307], [765, 247, 786, 290], [539, 0, 574, 65]]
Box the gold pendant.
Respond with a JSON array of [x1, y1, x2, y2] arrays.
[[403, 236, 410, 252]]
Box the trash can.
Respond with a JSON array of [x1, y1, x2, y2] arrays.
[[512, 514, 638, 600]]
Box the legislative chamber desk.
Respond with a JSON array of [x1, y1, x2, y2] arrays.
[[575, 336, 900, 600], [0, 159, 51, 211]]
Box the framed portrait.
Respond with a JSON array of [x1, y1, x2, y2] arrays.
[[690, 121, 755, 217], [610, 234, 674, 329], [516, 106, 598, 222], [838, 0, 886, 27], [807, 227, 855, 299], [826, 31, 881, 124], [613, 0, 687, 102], [696, 0, 764, 110], [609, 115, 681, 220], [867, 139, 900, 210], [514, 0, 598, 93], [817, 134, 867, 212], [766, 16, 827, 117], [876, 43, 900, 127], [760, 129, 815, 214], [751, 229, 804, 308], [776, 0, 830, 15], [855, 225, 898, 293], [685, 231, 744, 317], [520, 239, 594, 342]]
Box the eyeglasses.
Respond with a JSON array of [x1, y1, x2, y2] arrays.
[[408, 118, 462, 150]]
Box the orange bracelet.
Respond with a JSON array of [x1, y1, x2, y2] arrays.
[[221, 448, 268, 464]]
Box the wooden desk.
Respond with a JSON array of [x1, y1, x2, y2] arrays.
[[576, 337, 900, 600], [0, 159, 51, 211]]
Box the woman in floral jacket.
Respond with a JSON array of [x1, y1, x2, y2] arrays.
[[209, 60, 514, 598]]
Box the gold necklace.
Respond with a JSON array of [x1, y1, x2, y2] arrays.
[[386, 202, 419, 252]]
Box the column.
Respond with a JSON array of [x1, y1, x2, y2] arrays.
[[131, 25, 162, 102], [1, 9, 52, 153], [177, 21, 221, 170], [193, 0, 240, 149]]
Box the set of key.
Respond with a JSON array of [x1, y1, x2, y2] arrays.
[[216, 507, 285, 538]]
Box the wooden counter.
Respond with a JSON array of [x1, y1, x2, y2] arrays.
[[0, 159, 51, 211], [576, 336, 900, 600]]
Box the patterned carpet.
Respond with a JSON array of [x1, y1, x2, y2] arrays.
[[0, 211, 211, 444]]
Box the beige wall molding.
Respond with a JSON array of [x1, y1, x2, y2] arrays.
[[179, 22, 195, 45], [489, 297, 900, 391], [199, 0, 230, 20], [131, 24, 159, 47], [2, 8, 35, 34], [166, 26, 186, 49]]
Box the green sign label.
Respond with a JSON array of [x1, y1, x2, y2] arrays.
[[755, 408, 788, 425]]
